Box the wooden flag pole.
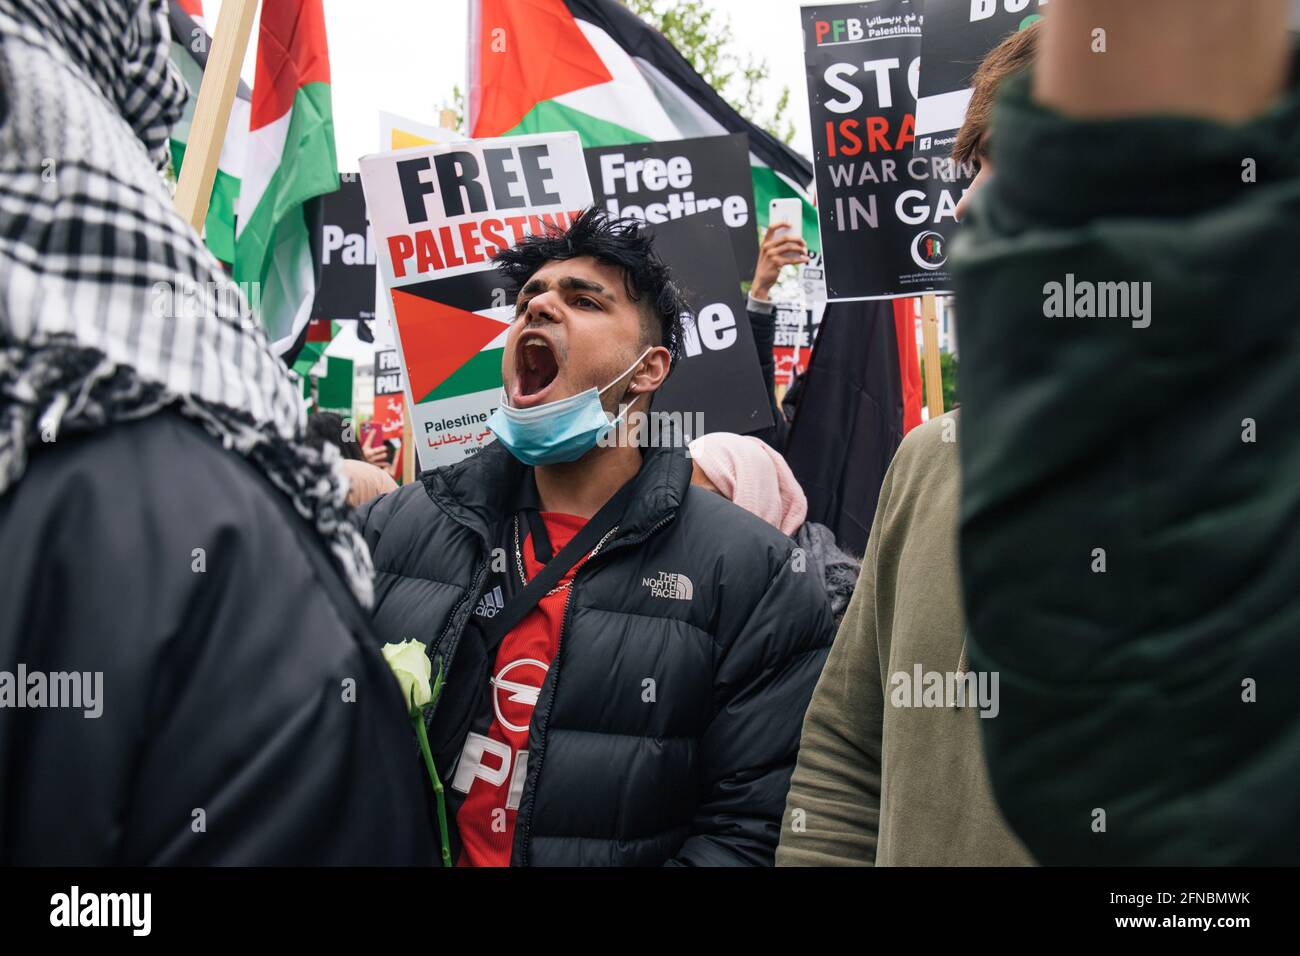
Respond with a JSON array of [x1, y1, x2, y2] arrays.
[[173, 0, 258, 231], [921, 293, 945, 418], [439, 109, 458, 132], [402, 411, 416, 485]]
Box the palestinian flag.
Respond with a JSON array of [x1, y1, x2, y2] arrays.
[[167, 0, 248, 264], [468, 0, 819, 250], [233, 0, 338, 357], [291, 318, 336, 382]]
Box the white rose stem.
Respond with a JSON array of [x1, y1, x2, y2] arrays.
[[414, 663, 453, 867]]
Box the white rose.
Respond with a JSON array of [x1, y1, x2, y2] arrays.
[[382, 640, 433, 714]]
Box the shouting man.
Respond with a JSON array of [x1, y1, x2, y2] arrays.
[[357, 209, 834, 866]]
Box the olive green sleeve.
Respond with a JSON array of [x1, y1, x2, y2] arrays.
[[776, 465, 895, 866]]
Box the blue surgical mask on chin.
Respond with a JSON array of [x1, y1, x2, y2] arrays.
[[486, 347, 653, 466]]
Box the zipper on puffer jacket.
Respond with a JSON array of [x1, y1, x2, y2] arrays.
[[516, 510, 677, 865], [425, 559, 488, 729], [423, 490, 493, 728]]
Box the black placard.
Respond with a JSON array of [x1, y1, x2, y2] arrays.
[[374, 348, 403, 396], [647, 210, 772, 436], [801, 1, 973, 300], [914, 0, 1048, 157], [585, 133, 759, 281], [310, 177, 376, 323]]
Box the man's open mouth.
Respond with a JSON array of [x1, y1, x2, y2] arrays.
[[511, 332, 561, 408]]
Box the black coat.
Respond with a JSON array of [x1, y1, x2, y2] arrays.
[[357, 440, 835, 865], [0, 412, 437, 864]]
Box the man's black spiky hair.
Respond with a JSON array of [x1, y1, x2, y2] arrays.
[[492, 208, 687, 364]]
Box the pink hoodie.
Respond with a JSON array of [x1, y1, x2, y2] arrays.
[[688, 433, 808, 537]]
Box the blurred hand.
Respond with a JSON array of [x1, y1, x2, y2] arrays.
[[751, 225, 809, 301], [362, 428, 397, 478], [341, 459, 397, 508], [1034, 0, 1288, 122]]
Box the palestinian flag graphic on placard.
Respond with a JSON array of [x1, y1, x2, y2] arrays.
[[385, 271, 515, 456], [168, 0, 249, 265], [468, 0, 819, 251]]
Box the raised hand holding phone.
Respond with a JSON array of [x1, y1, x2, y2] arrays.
[[754, 199, 810, 301]]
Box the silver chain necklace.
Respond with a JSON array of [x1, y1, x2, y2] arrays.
[[513, 514, 620, 596]]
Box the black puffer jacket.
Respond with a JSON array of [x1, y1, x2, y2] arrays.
[[357, 440, 835, 866], [0, 412, 437, 865]]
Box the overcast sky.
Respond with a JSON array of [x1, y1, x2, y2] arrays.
[[204, 0, 816, 170]]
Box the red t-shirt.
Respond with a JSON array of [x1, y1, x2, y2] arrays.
[[455, 512, 588, 867]]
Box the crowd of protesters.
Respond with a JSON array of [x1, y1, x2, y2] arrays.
[[1, 0, 1296, 866]]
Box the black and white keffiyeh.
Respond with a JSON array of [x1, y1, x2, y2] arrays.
[[0, 0, 374, 605]]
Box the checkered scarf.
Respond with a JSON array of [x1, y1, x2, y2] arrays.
[[0, 0, 373, 606]]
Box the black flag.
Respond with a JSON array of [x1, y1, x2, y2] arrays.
[[784, 298, 921, 555]]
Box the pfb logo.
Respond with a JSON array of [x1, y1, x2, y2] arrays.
[[919, 136, 933, 151], [911, 231, 947, 271], [642, 571, 693, 600]]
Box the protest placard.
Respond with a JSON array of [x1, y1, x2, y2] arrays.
[[370, 113, 461, 350], [359, 131, 593, 470], [369, 347, 407, 478], [774, 299, 825, 390], [801, 0, 974, 300], [311, 178, 376, 323], [647, 210, 773, 437], [914, 0, 1048, 157], [585, 133, 759, 279]]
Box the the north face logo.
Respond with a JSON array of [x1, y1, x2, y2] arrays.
[[473, 585, 505, 618], [642, 571, 693, 600]]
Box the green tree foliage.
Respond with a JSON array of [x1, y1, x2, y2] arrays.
[[624, 0, 796, 145]]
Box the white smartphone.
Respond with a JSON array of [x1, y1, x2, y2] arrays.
[[768, 198, 803, 238]]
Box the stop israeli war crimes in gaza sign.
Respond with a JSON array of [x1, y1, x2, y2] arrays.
[[359, 131, 594, 470], [801, 0, 974, 301]]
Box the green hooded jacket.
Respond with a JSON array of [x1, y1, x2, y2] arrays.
[[952, 56, 1300, 864]]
